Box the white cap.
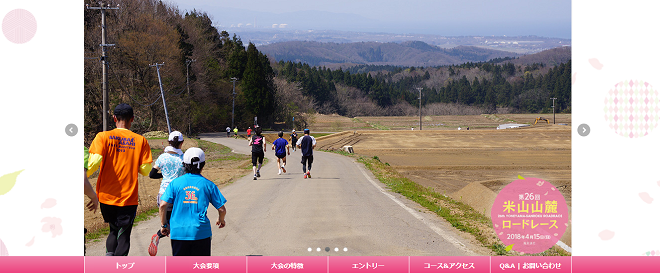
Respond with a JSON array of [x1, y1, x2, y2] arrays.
[[183, 147, 205, 165], [168, 131, 183, 141]]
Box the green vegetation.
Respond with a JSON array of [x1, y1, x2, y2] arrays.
[[276, 59, 570, 115], [349, 154, 569, 256], [85, 207, 160, 242], [85, 0, 276, 143], [310, 133, 331, 138]]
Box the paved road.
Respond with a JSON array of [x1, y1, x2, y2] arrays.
[[87, 133, 487, 256]]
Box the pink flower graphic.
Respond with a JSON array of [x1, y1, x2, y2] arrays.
[[599, 229, 615, 241], [41, 217, 62, 238]]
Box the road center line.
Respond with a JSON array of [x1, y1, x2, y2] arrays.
[[355, 160, 476, 255]]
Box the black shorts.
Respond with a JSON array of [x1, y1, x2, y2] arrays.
[[301, 155, 314, 165], [276, 153, 286, 159], [100, 203, 138, 227], [252, 151, 264, 166], [171, 237, 212, 256]]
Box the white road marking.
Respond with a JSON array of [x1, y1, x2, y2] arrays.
[[356, 162, 476, 255]]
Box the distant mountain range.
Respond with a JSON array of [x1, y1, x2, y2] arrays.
[[259, 40, 570, 67]]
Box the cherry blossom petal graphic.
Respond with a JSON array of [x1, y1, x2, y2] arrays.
[[639, 192, 653, 204], [41, 217, 63, 238], [26, 236, 35, 247], [589, 58, 604, 70], [0, 238, 7, 255], [0, 170, 24, 196], [41, 198, 56, 209], [599, 230, 615, 240]]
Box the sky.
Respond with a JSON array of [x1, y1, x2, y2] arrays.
[[165, 0, 571, 39]]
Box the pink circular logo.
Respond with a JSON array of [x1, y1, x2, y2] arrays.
[[2, 9, 37, 44], [604, 80, 659, 138], [491, 177, 568, 254]]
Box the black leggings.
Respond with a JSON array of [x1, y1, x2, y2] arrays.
[[100, 203, 137, 256], [301, 155, 313, 173]]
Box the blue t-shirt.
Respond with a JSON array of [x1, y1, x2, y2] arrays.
[[273, 138, 288, 156], [161, 173, 227, 240], [154, 153, 185, 195]]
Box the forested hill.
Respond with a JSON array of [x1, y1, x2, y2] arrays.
[[273, 47, 571, 118], [84, 0, 276, 142], [258, 41, 521, 67]]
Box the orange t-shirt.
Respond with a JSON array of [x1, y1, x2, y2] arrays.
[[89, 128, 152, 206]]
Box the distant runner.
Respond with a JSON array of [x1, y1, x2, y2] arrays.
[[233, 127, 238, 138], [296, 129, 316, 179], [246, 127, 252, 139], [249, 126, 266, 180], [272, 131, 290, 175], [226, 126, 231, 138], [289, 130, 298, 152]]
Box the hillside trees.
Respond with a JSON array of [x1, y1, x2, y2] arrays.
[[241, 42, 276, 125], [84, 0, 276, 143], [275, 56, 571, 117]]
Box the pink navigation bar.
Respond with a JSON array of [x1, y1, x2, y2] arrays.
[[492, 256, 571, 272], [85, 256, 165, 273], [0, 256, 83, 273], [248, 256, 327, 273], [410, 256, 490, 273], [572, 256, 660, 273], [329, 256, 408, 273], [6, 256, 660, 273], [168, 256, 245, 273]]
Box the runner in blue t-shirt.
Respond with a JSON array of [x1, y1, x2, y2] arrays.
[[271, 131, 290, 175], [159, 147, 227, 256], [148, 131, 185, 256]]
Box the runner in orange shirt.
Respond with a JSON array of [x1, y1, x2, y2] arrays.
[[87, 104, 153, 256]]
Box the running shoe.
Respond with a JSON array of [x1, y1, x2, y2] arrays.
[[278, 170, 282, 175], [256, 171, 261, 178], [253, 175, 257, 180], [303, 173, 307, 179], [148, 234, 159, 256], [306, 171, 311, 178], [281, 166, 286, 173]]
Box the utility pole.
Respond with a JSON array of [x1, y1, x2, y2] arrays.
[[550, 97, 557, 124], [186, 59, 196, 135], [87, 3, 119, 131], [150, 63, 172, 134], [417, 87, 423, 130], [231, 77, 238, 129]]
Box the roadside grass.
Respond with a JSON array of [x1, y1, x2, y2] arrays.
[[310, 133, 331, 138], [356, 155, 508, 255], [322, 149, 569, 256], [85, 207, 160, 242]]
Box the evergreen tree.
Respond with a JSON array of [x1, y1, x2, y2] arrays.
[[242, 42, 275, 123]]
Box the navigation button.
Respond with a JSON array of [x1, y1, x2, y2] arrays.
[[65, 124, 78, 137], [577, 124, 590, 137]]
